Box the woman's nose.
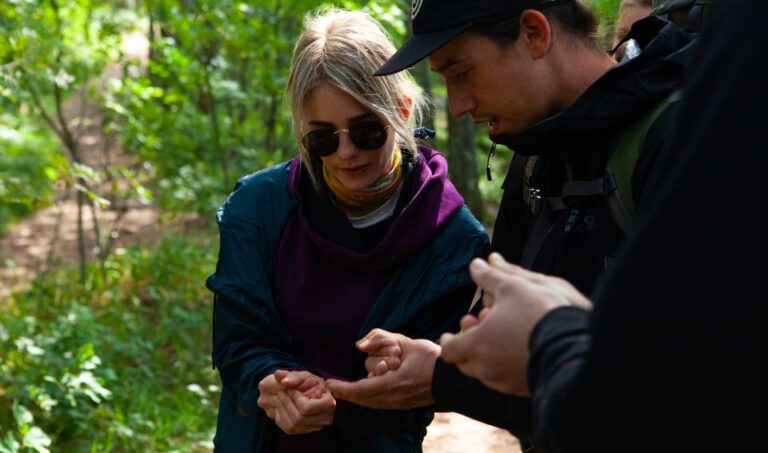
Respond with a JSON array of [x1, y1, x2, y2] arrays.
[[335, 131, 358, 158]]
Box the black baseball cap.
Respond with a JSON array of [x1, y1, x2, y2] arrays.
[[375, 0, 573, 76]]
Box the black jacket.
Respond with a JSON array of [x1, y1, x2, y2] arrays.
[[431, 17, 698, 445], [528, 1, 768, 451], [492, 17, 697, 295]]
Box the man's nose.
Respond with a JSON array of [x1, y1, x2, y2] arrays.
[[447, 87, 476, 119]]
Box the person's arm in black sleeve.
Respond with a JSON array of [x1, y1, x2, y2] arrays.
[[429, 286, 534, 447], [526, 306, 592, 452], [432, 358, 532, 430]]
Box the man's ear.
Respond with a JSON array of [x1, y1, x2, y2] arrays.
[[518, 9, 552, 60]]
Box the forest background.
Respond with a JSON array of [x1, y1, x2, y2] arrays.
[[1, 0, 622, 451]]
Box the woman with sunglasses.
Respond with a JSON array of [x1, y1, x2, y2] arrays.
[[205, 8, 489, 453]]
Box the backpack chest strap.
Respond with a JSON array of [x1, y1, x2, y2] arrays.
[[525, 172, 618, 215]]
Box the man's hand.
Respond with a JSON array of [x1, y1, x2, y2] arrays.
[[326, 329, 440, 409], [257, 370, 336, 434], [440, 253, 591, 396]]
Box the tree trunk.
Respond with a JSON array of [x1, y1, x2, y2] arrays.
[[405, 11, 435, 133], [412, 61, 435, 132], [447, 114, 484, 219]]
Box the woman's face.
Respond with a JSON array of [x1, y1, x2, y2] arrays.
[[301, 82, 395, 191]]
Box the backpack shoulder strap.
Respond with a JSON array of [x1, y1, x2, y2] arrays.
[[608, 94, 679, 234], [652, 0, 714, 31]]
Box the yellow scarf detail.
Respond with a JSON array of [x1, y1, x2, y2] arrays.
[[323, 145, 403, 211]]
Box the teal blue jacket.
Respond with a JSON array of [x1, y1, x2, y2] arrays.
[[207, 157, 489, 452]]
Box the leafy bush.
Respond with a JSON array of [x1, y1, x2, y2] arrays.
[[0, 235, 219, 452], [0, 114, 64, 231]]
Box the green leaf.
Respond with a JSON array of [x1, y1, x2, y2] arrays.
[[21, 427, 51, 453], [11, 401, 33, 430], [71, 162, 100, 183], [0, 431, 20, 453]]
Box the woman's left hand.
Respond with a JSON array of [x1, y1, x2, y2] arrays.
[[273, 370, 336, 434]]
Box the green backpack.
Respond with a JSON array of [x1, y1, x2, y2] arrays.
[[511, 94, 678, 268], [651, 0, 713, 31], [605, 96, 677, 233], [516, 92, 678, 246]]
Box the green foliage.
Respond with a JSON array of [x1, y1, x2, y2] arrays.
[[586, 0, 624, 47], [108, 0, 407, 216], [0, 0, 134, 232], [0, 0, 124, 122], [0, 114, 64, 230], [0, 235, 218, 451]]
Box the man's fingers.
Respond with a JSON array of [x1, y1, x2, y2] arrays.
[[439, 330, 475, 366], [487, 252, 535, 277], [326, 376, 389, 405], [470, 258, 529, 307], [459, 314, 480, 331]]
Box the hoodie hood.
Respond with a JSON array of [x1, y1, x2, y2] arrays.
[[493, 17, 698, 157], [287, 146, 465, 269]]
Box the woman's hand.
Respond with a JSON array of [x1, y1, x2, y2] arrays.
[[258, 370, 336, 434]]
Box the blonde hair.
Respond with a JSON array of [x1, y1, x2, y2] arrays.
[[286, 8, 428, 189]]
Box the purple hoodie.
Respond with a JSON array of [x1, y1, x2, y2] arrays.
[[271, 147, 464, 450]]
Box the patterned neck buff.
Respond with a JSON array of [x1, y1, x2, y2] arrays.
[[322, 144, 403, 211]]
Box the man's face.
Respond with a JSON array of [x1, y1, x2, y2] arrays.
[[427, 32, 552, 137]]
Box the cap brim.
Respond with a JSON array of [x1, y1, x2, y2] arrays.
[[375, 23, 473, 76]]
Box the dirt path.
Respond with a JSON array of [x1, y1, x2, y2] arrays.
[[0, 31, 158, 300], [425, 413, 521, 452]]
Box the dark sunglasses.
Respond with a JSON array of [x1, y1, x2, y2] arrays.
[[302, 121, 389, 157]]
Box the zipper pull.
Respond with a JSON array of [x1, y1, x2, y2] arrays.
[[486, 142, 497, 181]]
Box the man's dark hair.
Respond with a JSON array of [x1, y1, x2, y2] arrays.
[[466, 2, 600, 48]]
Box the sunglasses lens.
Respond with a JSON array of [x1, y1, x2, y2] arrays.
[[302, 121, 388, 157], [302, 130, 338, 157], [350, 121, 388, 150]]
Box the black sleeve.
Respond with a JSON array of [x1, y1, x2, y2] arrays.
[[399, 283, 477, 343], [422, 277, 534, 439], [432, 358, 532, 434], [526, 2, 768, 451], [526, 307, 592, 451]]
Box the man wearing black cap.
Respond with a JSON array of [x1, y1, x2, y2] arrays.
[[327, 0, 697, 449]]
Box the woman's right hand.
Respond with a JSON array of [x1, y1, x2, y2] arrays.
[[257, 370, 336, 434]]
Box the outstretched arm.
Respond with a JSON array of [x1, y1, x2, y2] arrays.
[[326, 329, 440, 409], [440, 253, 591, 395]]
